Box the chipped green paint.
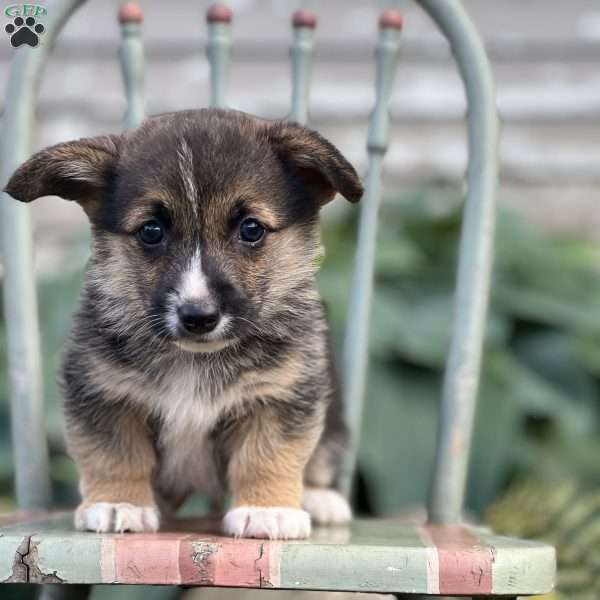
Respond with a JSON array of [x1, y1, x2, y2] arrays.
[[35, 534, 102, 583]]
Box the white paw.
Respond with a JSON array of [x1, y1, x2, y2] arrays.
[[302, 488, 352, 525], [74, 502, 160, 533], [223, 506, 311, 540]]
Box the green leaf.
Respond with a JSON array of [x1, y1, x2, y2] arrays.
[[370, 287, 509, 368], [359, 363, 439, 514]]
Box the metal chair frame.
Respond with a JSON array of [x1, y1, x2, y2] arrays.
[[0, 1, 552, 598]]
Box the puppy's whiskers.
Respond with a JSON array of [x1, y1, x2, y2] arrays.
[[232, 315, 264, 337]]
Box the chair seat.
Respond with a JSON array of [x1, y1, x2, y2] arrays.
[[0, 512, 555, 595]]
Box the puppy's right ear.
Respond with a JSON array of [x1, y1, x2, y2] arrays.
[[4, 135, 122, 211]]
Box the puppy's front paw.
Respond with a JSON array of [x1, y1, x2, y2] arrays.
[[223, 506, 311, 540], [75, 502, 160, 533], [302, 488, 352, 525]]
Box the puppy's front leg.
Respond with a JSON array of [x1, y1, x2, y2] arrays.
[[68, 409, 159, 533], [223, 409, 321, 540]]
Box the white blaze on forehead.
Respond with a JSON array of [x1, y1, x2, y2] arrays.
[[177, 138, 197, 214], [179, 249, 210, 301]]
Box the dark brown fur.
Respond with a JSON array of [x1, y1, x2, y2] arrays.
[[4, 109, 363, 538]]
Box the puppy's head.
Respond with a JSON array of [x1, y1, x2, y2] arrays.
[[5, 109, 363, 353]]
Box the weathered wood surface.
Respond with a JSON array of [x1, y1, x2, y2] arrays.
[[0, 512, 555, 595]]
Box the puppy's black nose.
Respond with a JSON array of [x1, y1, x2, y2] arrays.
[[177, 303, 220, 335]]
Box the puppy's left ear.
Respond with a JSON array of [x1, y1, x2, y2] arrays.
[[268, 123, 363, 205], [4, 134, 122, 213]]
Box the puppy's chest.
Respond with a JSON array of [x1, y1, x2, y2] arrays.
[[152, 363, 243, 432], [150, 364, 245, 499], [155, 423, 220, 501]]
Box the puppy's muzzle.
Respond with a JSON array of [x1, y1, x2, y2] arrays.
[[177, 302, 221, 336]]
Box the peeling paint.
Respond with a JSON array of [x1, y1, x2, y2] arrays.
[[255, 542, 273, 588], [3, 536, 30, 582], [26, 539, 64, 583], [191, 542, 215, 585], [2, 535, 64, 583]]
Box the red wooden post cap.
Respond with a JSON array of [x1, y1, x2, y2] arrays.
[[379, 9, 403, 30], [292, 9, 317, 29], [118, 2, 143, 24], [207, 4, 233, 23]]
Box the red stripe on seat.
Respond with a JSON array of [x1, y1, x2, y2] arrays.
[[423, 525, 493, 595]]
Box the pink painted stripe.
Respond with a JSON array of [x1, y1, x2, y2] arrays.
[[108, 533, 192, 584], [98, 531, 283, 586], [424, 525, 493, 595], [179, 537, 282, 587], [116, 536, 181, 584], [214, 539, 281, 587]]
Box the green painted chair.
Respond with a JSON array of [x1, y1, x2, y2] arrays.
[[0, 0, 556, 598]]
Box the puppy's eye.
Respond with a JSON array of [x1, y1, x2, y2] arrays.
[[239, 218, 265, 245], [137, 220, 164, 246]]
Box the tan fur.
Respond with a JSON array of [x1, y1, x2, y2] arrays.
[[67, 410, 156, 507], [229, 413, 322, 508], [238, 347, 316, 398]]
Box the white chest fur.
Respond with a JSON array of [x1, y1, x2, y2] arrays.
[[155, 423, 220, 502], [151, 361, 247, 501]]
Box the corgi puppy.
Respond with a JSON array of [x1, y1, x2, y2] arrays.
[[5, 109, 363, 539]]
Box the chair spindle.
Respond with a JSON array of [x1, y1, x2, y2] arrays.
[[206, 4, 232, 109], [418, 0, 499, 525], [0, 0, 88, 511], [340, 10, 403, 497], [118, 2, 145, 130], [289, 10, 317, 125]]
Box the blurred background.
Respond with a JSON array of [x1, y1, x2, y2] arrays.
[[2, 0, 600, 598]]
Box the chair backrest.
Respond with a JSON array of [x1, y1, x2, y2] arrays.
[[0, 0, 498, 524]]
